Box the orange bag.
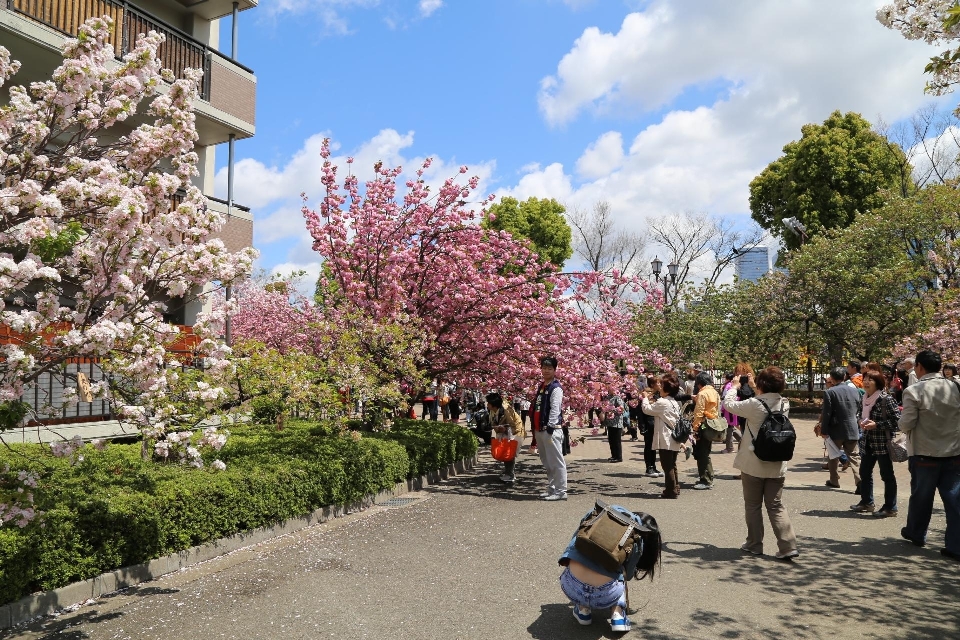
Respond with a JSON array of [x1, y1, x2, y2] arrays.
[[490, 438, 518, 462]]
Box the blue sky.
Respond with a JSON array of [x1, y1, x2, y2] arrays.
[[213, 0, 950, 284]]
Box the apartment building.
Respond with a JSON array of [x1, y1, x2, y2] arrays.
[[0, 0, 257, 422], [0, 0, 256, 317]]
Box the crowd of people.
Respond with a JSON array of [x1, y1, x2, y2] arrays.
[[412, 351, 959, 570], [405, 353, 960, 633]]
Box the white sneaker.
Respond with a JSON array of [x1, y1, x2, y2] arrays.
[[500, 474, 515, 483], [539, 489, 554, 498], [609, 613, 631, 632], [775, 549, 799, 560], [543, 492, 567, 501], [693, 482, 712, 490]]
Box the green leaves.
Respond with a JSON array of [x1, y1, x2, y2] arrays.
[[749, 111, 912, 251], [0, 400, 29, 432], [483, 196, 573, 268], [29, 221, 84, 263]]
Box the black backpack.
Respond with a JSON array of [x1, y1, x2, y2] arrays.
[[670, 399, 694, 443], [748, 398, 796, 462]]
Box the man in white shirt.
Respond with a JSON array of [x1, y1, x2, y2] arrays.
[[899, 350, 960, 562]]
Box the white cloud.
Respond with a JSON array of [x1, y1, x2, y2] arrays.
[[575, 131, 624, 180], [418, 0, 443, 17], [511, 1, 953, 228], [262, 0, 444, 34], [539, 2, 941, 128], [262, 0, 379, 35], [496, 1, 954, 281], [268, 260, 324, 298], [217, 129, 496, 246]]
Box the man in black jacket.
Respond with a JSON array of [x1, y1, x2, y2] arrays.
[[820, 367, 863, 490]]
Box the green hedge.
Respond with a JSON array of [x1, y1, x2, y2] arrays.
[[0, 420, 474, 604], [371, 418, 478, 478]]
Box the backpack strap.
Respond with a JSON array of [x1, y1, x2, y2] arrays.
[[744, 398, 772, 447], [757, 397, 772, 417]]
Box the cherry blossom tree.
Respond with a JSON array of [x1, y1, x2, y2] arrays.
[[878, 1, 960, 114], [0, 17, 255, 436], [302, 141, 666, 415]]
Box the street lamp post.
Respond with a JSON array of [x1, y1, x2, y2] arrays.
[[783, 218, 814, 401], [651, 257, 679, 310]]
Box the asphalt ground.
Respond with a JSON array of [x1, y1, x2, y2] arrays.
[[5, 417, 959, 640]]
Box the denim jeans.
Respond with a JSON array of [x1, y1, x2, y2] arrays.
[[904, 455, 960, 553], [860, 447, 897, 511], [559, 567, 624, 610]]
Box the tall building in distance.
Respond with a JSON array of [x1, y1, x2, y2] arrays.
[[735, 246, 772, 282]]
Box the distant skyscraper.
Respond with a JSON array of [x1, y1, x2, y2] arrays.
[[735, 247, 772, 282]]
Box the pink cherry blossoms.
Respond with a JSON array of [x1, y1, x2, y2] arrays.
[[0, 18, 256, 427], [302, 139, 667, 415]]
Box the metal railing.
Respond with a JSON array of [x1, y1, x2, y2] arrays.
[[7, 0, 253, 100], [2, 324, 205, 424]]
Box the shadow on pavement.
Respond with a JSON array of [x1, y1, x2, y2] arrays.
[[665, 535, 960, 639], [800, 509, 868, 519], [0, 585, 180, 640], [1, 609, 125, 640]]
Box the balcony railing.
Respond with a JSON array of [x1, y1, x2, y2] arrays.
[[8, 0, 253, 101]]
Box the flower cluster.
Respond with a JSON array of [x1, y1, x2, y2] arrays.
[[50, 435, 84, 461], [152, 426, 228, 468], [0, 466, 40, 528], [878, 1, 960, 112]]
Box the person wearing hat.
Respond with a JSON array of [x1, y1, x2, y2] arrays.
[[532, 356, 567, 501]]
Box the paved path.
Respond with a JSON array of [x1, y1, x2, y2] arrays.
[[5, 418, 959, 639]]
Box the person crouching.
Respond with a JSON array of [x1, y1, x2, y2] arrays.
[[487, 392, 523, 483], [558, 506, 662, 633]]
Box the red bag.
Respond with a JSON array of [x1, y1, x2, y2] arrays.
[[490, 438, 518, 462]]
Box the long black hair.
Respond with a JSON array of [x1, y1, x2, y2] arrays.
[[635, 512, 662, 581]]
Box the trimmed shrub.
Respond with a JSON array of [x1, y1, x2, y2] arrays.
[[0, 419, 466, 603], [373, 419, 478, 477]]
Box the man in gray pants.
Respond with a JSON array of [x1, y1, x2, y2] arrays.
[[820, 367, 863, 491], [533, 356, 567, 501]]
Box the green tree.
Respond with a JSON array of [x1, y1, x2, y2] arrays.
[[632, 279, 806, 372], [749, 111, 912, 251], [483, 197, 573, 268], [783, 207, 929, 362]]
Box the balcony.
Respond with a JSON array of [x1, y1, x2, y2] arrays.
[[5, 0, 255, 143]]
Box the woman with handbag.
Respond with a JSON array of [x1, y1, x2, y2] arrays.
[[641, 375, 664, 478], [641, 371, 685, 499], [852, 370, 901, 518], [487, 392, 523, 483], [720, 372, 740, 453]]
